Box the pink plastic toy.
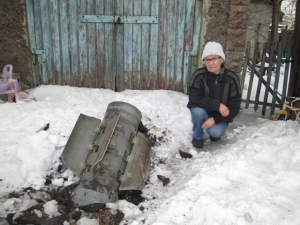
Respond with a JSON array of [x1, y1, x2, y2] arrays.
[[0, 64, 35, 103]]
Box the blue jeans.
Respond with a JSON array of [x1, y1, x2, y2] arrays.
[[190, 107, 228, 140]]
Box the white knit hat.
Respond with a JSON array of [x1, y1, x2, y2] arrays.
[[201, 41, 226, 61]]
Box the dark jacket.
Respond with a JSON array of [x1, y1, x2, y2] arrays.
[[187, 67, 241, 124]]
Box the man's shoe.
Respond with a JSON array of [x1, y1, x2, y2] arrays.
[[192, 138, 204, 148], [210, 136, 220, 142]]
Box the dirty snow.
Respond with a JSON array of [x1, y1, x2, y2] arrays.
[[0, 81, 299, 224]]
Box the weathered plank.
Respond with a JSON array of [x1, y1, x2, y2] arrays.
[[157, 0, 168, 89], [241, 42, 250, 92], [33, 0, 43, 85], [124, 0, 133, 90], [281, 42, 292, 105], [78, 0, 88, 87], [61, 0, 71, 85], [270, 42, 283, 116], [26, 0, 200, 92], [69, 0, 79, 86], [149, 0, 159, 90], [174, 0, 186, 91], [190, 0, 201, 87], [245, 41, 259, 109], [40, 0, 52, 84], [104, 0, 115, 90], [182, 0, 196, 93], [86, 0, 96, 88], [115, 0, 125, 91], [95, 0, 105, 88], [184, 0, 195, 53], [247, 61, 281, 103], [141, 0, 151, 89], [49, 0, 61, 85], [25, 0, 38, 86], [166, 0, 176, 90], [132, 0, 142, 89], [254, 43, 268, 111], [262, 43, 275, 116]]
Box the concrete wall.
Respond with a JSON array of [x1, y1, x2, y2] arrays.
[[0, 0, 32, 89], [199, 0, 251, 75], [226, 0, 251, 74], [245, 2, 273, 60], [198, 0, 230, 68]]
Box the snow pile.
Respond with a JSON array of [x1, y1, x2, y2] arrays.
[[0, 85, 299, 224], [43, 200, 61, 218]]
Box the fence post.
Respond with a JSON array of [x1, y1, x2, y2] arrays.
[[262, 43, 275, 117], [241, 42, 250, 92], [281, 42, 292, 105], [245, 42, 259, 109], [254, 43, 267, 111], [270, 42, 283, 117]]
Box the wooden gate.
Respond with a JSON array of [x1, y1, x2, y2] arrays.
[[25, 0, 202, 93], [241, 28, 293, 118]]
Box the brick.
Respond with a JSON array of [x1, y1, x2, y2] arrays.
[[225, 52, 244, 75], [228, 6, 250, 29], [230, 0, 251, 6], [227, 29, 247, 51]]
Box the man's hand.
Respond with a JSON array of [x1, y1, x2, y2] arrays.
[[201, 117, 215, 130], [219, 103, 229, 117]]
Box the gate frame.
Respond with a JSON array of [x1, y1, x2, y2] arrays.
[[241, 29, 293, 119], [25, 0, 202, 93]]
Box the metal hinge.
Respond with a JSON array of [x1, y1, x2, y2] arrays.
[[82, 15, 158, 24], [32, 49, 46, 64]]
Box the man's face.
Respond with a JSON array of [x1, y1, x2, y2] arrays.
[[203, 55, 224, 74]]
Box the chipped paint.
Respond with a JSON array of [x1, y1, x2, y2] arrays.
[[26, 0, 201, 93]]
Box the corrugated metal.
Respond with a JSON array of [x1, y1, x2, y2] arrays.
[[26, 0, 201, 93]]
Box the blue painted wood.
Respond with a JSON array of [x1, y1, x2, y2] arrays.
[[83, 15, 116, 23], [245, 42, 259, 109], [174, 0, 186, 91], [104, 0, 115, 90], [149, 0, 159, 90], [87, 0, 96, 88], [33, 0, 42, 85], [95, 0, 105, 88], [281, 42, 292, 105], [124, 0, 133, 90], [270, 42, 283, 117], [78, 0, 88, 87], [184, 0, 195, 53], [191, 0, 202, 76], [49, 0, 61, 85], [262, 43, 275, 116], [123, 16, 158, 23], [140, 0, 151, 89], [26, 0, 200, 93], [166, 0, 176, 90], [25, 0, 38, 87], [69, 0, 79, 86], [115, 0, 125, 91], [60, 0, 71, 85], [132, 0, 142, 89], [254, 43, 267, 111], [40, 0, 51, 84], [157, 0, 168, 89], [183, 0, 197, 93], [82, 15, 158, 23]]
